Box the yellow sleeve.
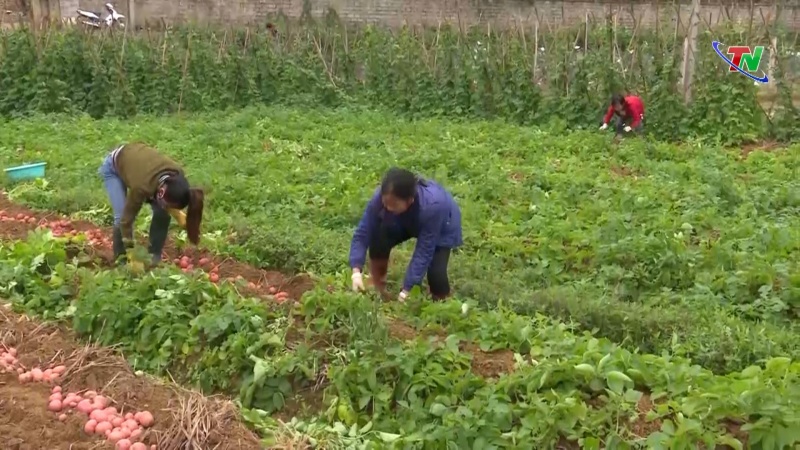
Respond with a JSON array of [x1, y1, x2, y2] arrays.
[[168, 208, 187, 228]]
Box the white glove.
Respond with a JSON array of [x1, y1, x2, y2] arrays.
[[599, 123, 608, 131], [398, 291, 408, 302], [624, 125, 632, 132], [351, 272, 365, 292]]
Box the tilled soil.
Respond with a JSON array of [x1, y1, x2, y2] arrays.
[[0, 305, 262, 450]]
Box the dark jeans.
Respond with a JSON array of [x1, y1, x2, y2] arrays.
[[368, 221, 452, 297], [614, 116, 644, 136]]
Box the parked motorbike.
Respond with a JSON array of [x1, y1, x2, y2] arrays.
[[76, 3, 125, 28]]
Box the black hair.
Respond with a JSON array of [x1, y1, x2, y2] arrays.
[[164, 174, 191, 209], [164, 173, 205, 245], [380, 167, 417, 201], [611, 93, 626, 106]]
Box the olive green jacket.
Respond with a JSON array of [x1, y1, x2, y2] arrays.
[[114, 143, 183, 241]]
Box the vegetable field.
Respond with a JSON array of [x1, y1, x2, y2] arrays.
[[0, 106, 798, 448]]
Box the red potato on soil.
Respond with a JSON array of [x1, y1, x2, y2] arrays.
[[77, 399, 94, 414], [94, 395, 110, 408], [108, 429, 126, 443], [273, 291, 290, 304], [95, 420, 113, 435], [135, 411, 154, 428], [84, 419, 98, 434], [90, 409, 109, 422]]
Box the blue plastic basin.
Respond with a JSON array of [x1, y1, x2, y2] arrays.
[[4, 162, 47, 181]]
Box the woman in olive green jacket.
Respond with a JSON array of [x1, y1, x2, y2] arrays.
[[97, 143, 205, 264]]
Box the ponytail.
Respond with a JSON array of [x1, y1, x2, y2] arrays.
[[185, 188, 204, 245]]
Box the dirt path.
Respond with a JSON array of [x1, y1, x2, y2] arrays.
[[0, 304, 262, 450]]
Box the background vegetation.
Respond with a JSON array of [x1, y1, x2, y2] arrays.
[[0, 14, 797, 144]]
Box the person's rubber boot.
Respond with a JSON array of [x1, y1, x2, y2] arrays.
[[112, 227, 126, 266], [368, 258, 390, 299], [431, 292, 450, 302], [427, 286, 450, 302], [148, 212, 171, 267]]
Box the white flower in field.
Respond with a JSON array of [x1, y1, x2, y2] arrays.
[[461, 302, 469, 315]]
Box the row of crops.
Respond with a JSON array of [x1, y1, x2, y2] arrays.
[[1, 227, 798, 448]]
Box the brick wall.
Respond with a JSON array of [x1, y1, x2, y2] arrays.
[[67, 0, 800, 30]]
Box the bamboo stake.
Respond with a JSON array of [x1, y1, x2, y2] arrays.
[[343, 20, 348, 56], [433, 20, 441, 71], [672, 2, 681, 47], [533, 16, 539, 83], [680, 0, 700, 104], [312, 33, 337, 88], [584, 12, 588, 55], [217, 29, 226, 61], [654, 0, 661, 57], [160, 28, 168, 66], [119, 11, 129, 63], [177, 32, 191, 113]]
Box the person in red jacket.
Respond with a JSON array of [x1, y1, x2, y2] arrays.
[[600, 93, 644, 136]]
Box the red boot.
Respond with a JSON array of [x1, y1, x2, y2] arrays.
[[369, 258, 391, 299]]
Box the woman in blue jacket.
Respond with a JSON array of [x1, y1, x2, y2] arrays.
[[349, 168, 463, 301]]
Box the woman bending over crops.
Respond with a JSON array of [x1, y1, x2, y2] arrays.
[[98, 143, 204, 265], [600, 93, 645, 135], [349, 168, 463, 302]]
